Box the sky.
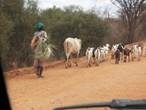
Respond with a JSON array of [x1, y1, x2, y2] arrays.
[[37, 0, 118, 17]]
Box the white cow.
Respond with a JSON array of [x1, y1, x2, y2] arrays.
[[111, 44, 119, 58], [64, 37, 81, 68], [86, 47, 94, 67], [94, 47, 101, 66], [111, 44, 121, 55], [99, 47, 106, 62], [131, 44, 142, 61], [103, 44, 110, 56], [86, 47, 101, 67], [111, 43, 124, 62], [143, 45, 146, 57], [101, 44, 110, 61]]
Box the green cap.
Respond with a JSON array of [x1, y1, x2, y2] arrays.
[[34, 22, 45, 31]]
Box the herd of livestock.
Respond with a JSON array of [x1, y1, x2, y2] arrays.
[[63, 37, 146, 68]]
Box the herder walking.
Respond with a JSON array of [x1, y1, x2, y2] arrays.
[[30, 22, 49, 78]]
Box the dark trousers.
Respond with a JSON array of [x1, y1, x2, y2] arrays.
[[33, 59, 43, 77]]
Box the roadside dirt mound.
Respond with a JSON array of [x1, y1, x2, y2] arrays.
[[5, 67, 33, 79], [5, 59, 65, 79], [5, 57, 88, 79]]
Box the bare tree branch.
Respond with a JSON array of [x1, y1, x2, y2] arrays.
[[111, 0, 146, 43]]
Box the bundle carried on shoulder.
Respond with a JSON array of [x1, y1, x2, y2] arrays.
[[34, 31, 55, 59]]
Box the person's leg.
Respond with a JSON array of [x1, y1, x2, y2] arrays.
[[37, 59, 44, 78], [33, 59, 43, 78], [33, 59, 40, 77]]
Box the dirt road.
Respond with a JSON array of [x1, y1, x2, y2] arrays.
[[5, 57, 146, 110]]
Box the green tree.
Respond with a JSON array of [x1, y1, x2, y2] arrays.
[[40, 6, 110, 58], [0, 9, 13, 69], [0, 0, 39, 70]]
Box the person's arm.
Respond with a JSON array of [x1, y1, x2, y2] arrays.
[[30, 36, 39, 49]]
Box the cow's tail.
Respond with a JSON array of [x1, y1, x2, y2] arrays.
[[64, 41, 70, 59]]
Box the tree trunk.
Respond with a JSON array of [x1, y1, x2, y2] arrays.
[[127, 25, 135, 44]]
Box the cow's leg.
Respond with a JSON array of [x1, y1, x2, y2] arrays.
[[138, 54, 141, 61], [127, 55, 130, 62], [87, 57, 90, 67], [68, 61, 71, 67], [76, 52, 80, 66], [65, 62, 68, 68], [65, 58, 68, 69], [107, 53, 110, 62], [95, 57, 99, 66], [120, 53, 123, 63], [109, 53, 113, 63], [144, 48, 146, 57], [118, 58, 120, 64], [90, 57, 93, 64], [115, 56, 120, 64], [123, 55, 126, 63], [93, 57, 96, 65], [68, 54, 72, 67], [122, 52, 124, 62], [119, 53, 121, 63], [115, 58, 118, 64], [74, 53, 78, 67], [131, 53, 134, 61], [73, 52, 79, 67], [74, 61, 78, 66], [65, 54, 70, 68], [128, 53, 131, 62], [87, 57, 91, 67], [88, 59, 91, 67]]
